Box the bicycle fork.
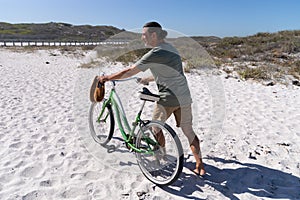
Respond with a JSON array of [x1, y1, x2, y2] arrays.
[[97, 99, 110, 123]]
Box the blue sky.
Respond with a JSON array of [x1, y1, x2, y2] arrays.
[[0, 0, 299, 37]]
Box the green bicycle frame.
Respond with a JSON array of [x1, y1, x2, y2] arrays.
[[98, 85, 158, 154]]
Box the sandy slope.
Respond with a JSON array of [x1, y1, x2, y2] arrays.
[[0, 48, 299, 200]]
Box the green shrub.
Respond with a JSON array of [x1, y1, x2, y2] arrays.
[[115, 48, 150, 64], [238, 67, 270, 80], [289, 61, 300, 79]]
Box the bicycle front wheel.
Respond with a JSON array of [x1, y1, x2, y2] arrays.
[[88, 101, 114, 146], [135, 120, 184, 186]]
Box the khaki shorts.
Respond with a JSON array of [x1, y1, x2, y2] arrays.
[[152, 104, 196, 144]]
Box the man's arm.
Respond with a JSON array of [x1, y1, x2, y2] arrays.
[[97, 65, 141, 82]]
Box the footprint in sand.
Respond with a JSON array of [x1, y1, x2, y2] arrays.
[[57, 137, 66, 143], [40, 136, 48, 141], [61, 187, 86, 199], [20, 164, 42, 178], [84, 171, 102, 180], [22, 190, 46, 200], [39, 179, 52, 187], [31, 134, 40, 139], [9, 142, 23, 149], [47, 154, 55, 162]]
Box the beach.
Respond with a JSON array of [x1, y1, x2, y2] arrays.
[[0, 47, 299, 200]]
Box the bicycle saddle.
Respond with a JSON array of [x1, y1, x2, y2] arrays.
[[139, 87, 160, 102]]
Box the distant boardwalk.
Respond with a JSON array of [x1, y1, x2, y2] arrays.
[[0, 41, 128, 47]]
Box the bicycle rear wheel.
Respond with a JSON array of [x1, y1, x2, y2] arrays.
[[89, 101, 114, 146], [135, 120, 183, 186]]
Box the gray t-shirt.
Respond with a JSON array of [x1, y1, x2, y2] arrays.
[[135, 43, 192, 107]]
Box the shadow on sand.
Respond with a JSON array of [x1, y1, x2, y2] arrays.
[[162, 156, 300, 200]]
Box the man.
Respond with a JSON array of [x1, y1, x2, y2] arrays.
[[97, 21, 205, 176]]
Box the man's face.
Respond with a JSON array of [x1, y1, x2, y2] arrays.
[[141, 27, 155, 47]]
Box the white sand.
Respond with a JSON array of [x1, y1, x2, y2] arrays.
[[0, 48, 299, 200]]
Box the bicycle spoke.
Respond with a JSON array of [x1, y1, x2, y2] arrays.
[[135, 121, 183, 186]]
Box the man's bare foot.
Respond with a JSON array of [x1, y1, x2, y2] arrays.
[[192, 163, 206, 176]]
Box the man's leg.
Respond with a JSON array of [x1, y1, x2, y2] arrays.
[[154, 130, 165, 147], [176, 105, 206, 176], [152, 104, 173, 147], [189, 135, 206, 176]]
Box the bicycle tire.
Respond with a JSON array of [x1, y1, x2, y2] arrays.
[[135, 120, 183, 186], [89, 101, 115, 146]]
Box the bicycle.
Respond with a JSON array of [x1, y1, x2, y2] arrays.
[[88, 77, 184, 186]]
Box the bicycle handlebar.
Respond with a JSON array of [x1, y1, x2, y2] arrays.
[[106, 76, 143, 87], [110, 76, 140, 83], [98, 73, 147, 86]]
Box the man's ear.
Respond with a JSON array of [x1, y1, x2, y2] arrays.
[[151, 32, 157, 40]]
